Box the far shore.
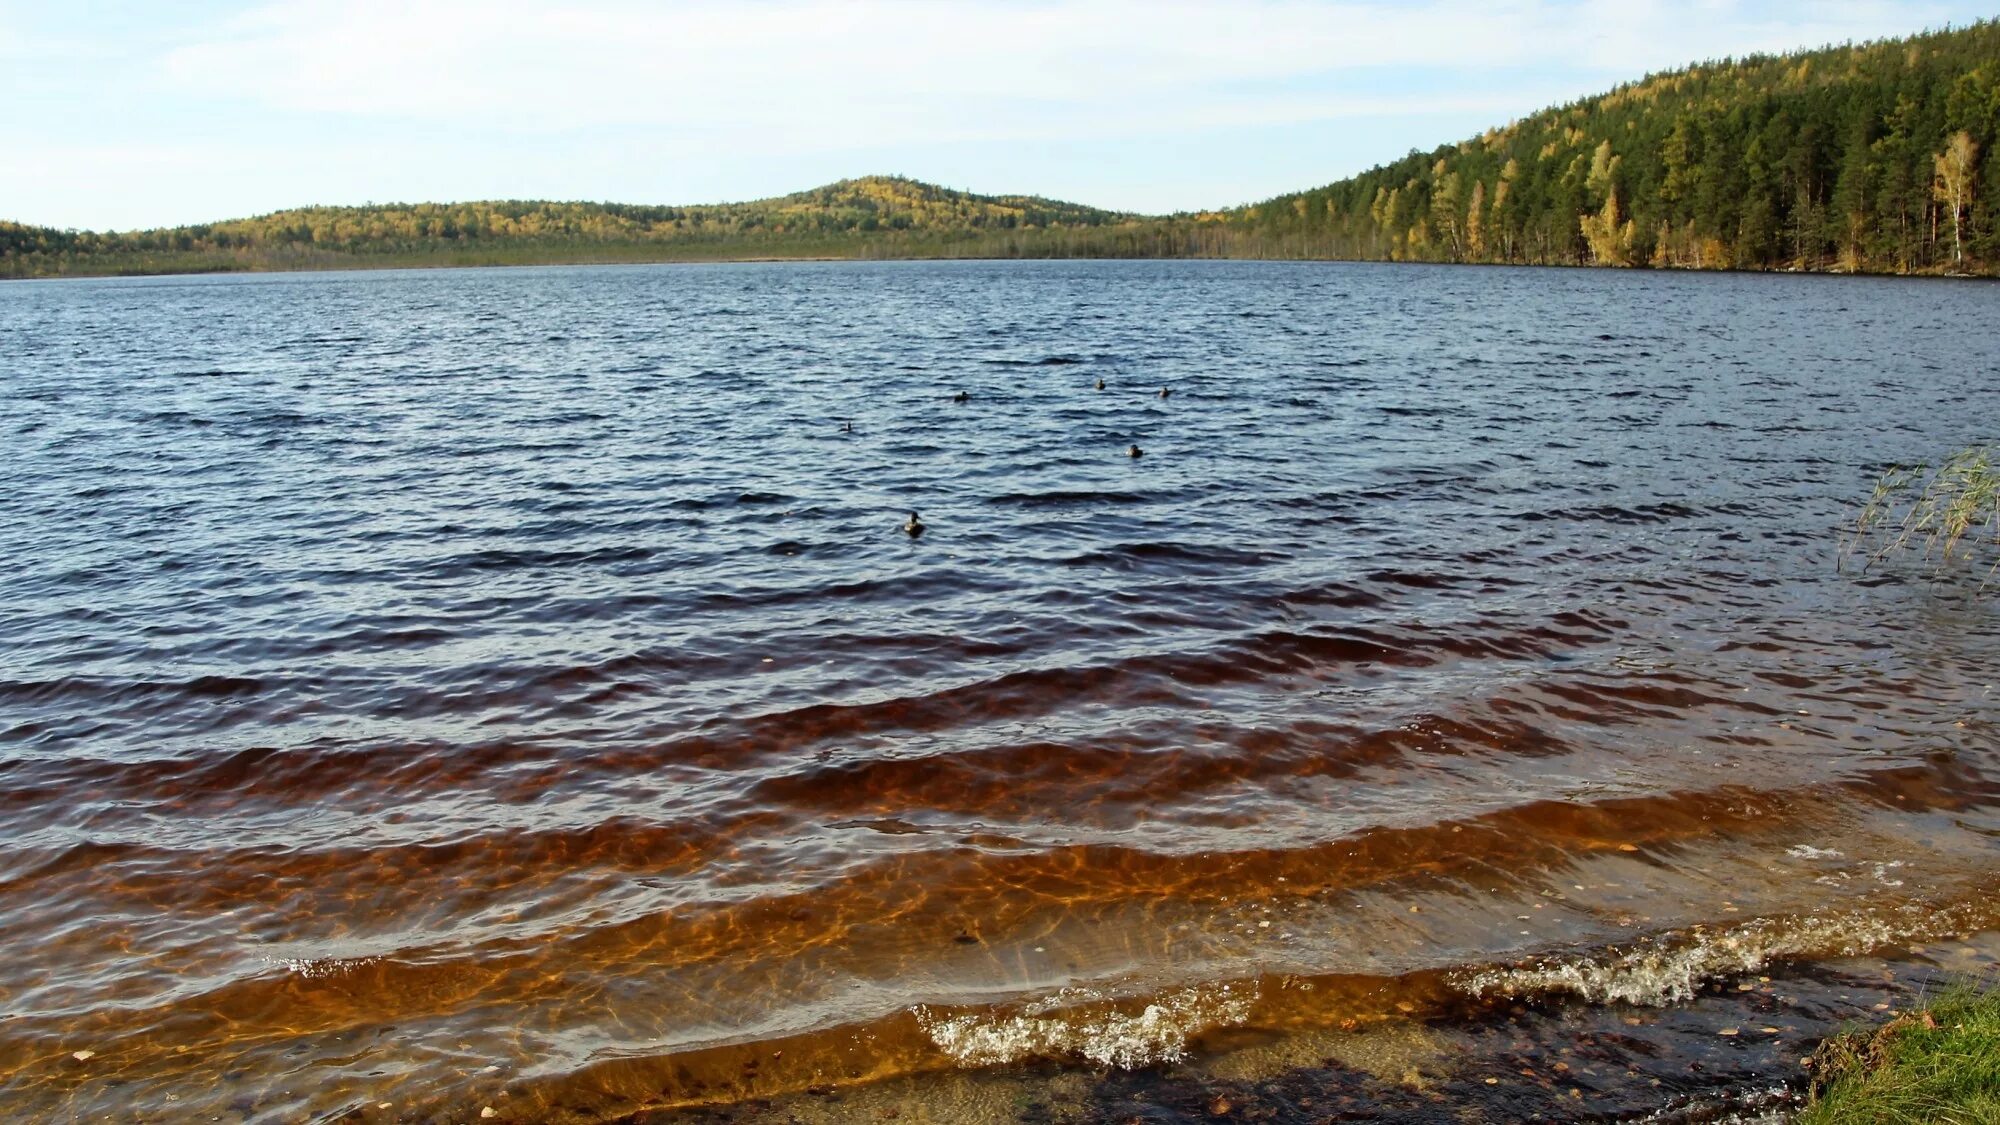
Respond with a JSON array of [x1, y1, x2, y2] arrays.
[[7, 249, 1998, 284]]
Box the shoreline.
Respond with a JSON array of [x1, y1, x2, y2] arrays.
[[593, 934, 2000, 1124], [6, 250, 1999, 284], [1801, 983, 2000, 1122]]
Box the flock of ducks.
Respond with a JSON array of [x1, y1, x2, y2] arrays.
[[896, 377, 1174, 538]]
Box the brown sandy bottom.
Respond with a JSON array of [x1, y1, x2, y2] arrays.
[[616, 936, 2000, 1125]]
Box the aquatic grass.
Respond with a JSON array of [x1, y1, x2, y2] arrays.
[[1845, 445, 2000, 585], [1798, 981, 2000, 1124]]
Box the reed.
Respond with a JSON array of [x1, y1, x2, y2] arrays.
[[1799, 982, 2000, 1124], [1846, 445, 2000, 584]]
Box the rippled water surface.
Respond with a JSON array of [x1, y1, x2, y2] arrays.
[[2, 261, 1997, 1122]]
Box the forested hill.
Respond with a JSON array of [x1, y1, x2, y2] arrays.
[[0, 176, 1146, 278], [6, 21, 2000, 278], [1224, 19, 2000, 273]]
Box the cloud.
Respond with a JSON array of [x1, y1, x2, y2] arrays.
[[6, 0, 1969, 227], [159, 0, 1512, 138], [156, 0, 1952, 150]]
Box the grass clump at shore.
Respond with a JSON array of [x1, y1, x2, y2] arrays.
[[1798, 984, 2000, 1125], [1847, 445, 2000, 583]]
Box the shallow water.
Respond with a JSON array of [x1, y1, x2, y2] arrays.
[[0, 260, 1996, 1122]]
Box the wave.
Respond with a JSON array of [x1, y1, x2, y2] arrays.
[[1456, 901, 1991, 1006], [981, 355, 1090, 366], [0, 672, 264, 709], [443, 544, 657, 571], [917, 982, 1259, 1069], [1063, 541, 1283, 569], [986, 489, 1151, 507], [1512, 502, 1702, 525]]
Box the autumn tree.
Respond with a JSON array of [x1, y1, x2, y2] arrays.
[[1466, 178, 1487, 258], [1431, 161, 1464, 260], [1934, 130, 1979, 266], [1578, 140, 1635, 264]]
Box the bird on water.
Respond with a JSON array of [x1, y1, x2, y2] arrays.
[[1095, 377, 1106, 390], [953, 390, 970, 403], [903, 511, 925, 537], [1158, 387, 1172, 399], [1128, 444, 1144, 459]]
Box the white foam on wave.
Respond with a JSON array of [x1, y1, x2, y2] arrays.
[[915, 982, 1258, 1069], [267, 954, 382, 980], [1456, 903, 1975, 1006]]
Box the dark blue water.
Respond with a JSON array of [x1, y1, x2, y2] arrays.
[[1, 261, 1996, 1123]]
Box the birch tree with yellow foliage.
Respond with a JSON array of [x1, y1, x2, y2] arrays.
[[1934, 131, 1979, 267]]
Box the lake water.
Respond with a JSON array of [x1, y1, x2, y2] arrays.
[[2, 260, 1997, 1123]]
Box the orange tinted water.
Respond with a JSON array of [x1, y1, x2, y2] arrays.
[[0, 262, 1995, 1121]]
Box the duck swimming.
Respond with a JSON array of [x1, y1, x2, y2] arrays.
[[1128, 444, 1144, 458], [953, 390, 970, 403], [903, 511, 925, 537], [1158, 387, 1172, 399], [1095, 377, 1105, 390]]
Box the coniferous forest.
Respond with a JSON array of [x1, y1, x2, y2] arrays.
[[5, 20, 1998, 279]]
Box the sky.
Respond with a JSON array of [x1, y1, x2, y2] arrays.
[[2, 0, 1991, 230]]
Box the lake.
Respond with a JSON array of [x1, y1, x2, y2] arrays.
[[2, 260, 1996, 1122]]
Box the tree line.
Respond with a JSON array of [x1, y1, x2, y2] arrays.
[[5, 21, 1998, 278], [0, 177, 1138, 277], [1219, 19, 2000, 273]]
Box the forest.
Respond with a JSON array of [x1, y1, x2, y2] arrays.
[[1223, 19, 2000, 272], [0, 177, 1153, 277], [4, 20, 1996, 278]]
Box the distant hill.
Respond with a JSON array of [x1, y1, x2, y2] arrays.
[[1219, 19, 2000, 273], [5, 20, 1998, 279], [0, 176, 1156, 278]]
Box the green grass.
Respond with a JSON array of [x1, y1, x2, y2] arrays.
[[1798, 984, 2000, 1124], [1847, 446, 2000, 585]]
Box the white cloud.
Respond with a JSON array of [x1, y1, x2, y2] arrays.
[[158, 0, 1505, 138], [157, 0, 1952, 147], [3, 0, 1969, 227]]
